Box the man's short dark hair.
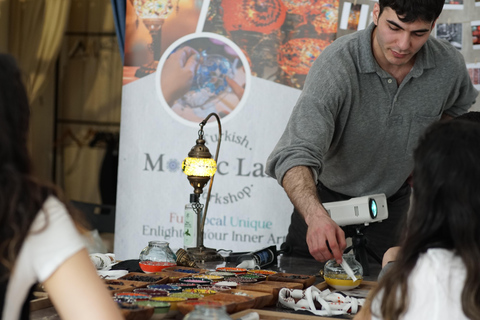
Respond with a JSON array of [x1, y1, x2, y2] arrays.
[[378, 0, 444, 23]]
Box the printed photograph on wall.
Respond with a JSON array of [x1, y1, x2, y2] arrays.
[[472, 21, 480, 49], [123, 0, 204, 85], [436, 23, 462, 50], [339, 2, 369, 31], [158, 35, 249, 123], [467, 63, 480, 90], [443, 0, 463, 10], [203, 0, 339, 90]]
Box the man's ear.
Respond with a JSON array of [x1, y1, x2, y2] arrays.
[[372, 3, 380, 25]]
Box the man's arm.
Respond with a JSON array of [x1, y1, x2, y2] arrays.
[[282, 166, 346, 263]]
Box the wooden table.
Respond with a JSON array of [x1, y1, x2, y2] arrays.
[[30, 254, 381, 319]]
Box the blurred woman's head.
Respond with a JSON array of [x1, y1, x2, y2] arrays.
[[0, 54, 87, 277], [370, 119, 480, 320], [408, 120, 480, 252], [0, 54, 31, 175], [0, 54, 61, 276]]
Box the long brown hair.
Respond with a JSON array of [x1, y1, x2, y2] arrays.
[[0, 54, 85, 277], [365, 120, 480, 320]]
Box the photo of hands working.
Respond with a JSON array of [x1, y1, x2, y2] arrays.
[[160, 36, 247, 123]]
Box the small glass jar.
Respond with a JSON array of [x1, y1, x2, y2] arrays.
[[139, 241, 177, 273], [323, 254, 363, 290], [184, 305, 233, 320]]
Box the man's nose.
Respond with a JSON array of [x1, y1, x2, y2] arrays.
[[397, 32, 411, 51]]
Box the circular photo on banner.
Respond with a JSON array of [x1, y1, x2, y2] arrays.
[[156, 33, 251, 126]]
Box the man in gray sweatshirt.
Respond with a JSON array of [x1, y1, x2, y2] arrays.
[[266, 0, 478, 265]]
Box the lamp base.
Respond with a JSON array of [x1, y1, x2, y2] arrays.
[[175, 248, 198, 268], [187, 245, 224, 263]]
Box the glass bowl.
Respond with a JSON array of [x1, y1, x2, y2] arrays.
[[323, 254, 363, 290]]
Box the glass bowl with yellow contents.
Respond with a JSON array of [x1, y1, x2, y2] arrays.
[[323, 254, 363, 290]]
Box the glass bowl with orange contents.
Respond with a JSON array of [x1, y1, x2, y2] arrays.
[[139, 241, 177, 273], [323, 254, 363, 290]]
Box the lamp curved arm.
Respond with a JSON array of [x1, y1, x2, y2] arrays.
[[199, 113, 222, 242]]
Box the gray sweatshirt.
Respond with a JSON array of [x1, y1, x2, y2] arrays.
[[266, 23, 478, 198]]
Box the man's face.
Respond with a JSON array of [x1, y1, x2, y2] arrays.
[[372, 3, 435, 70]]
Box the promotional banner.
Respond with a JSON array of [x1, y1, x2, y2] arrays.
[[115, 0, 340, 259], [115, 0, 480, 260]]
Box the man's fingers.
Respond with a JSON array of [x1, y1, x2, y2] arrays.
[[325, 227, 346, 264], [323, 221, 344, 262], [337, 228, 347, 251], [326, 237, 343, 264], [306, 215, 346, 263], [311, 249, 331, 262], [308, 237, 334, 262]]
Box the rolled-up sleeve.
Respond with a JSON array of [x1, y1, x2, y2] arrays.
[[265, 55, 343, 186]]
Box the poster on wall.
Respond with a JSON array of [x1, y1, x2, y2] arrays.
[[444, 0, 464, 10], [467, 63, 480, 90], [473, 20, 480, 49], [435, 22, 463, 50], [339, 2, 369, 31], [115, 0, 340, 260]]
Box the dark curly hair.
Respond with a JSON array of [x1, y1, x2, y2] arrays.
[[378, 0, 444, 23]]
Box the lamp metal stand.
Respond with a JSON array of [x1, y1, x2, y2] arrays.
[[186, 113, 224, 262]]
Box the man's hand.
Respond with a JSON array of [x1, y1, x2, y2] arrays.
[[282, 166, 347, 263], [305, 210, 346, 263]]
